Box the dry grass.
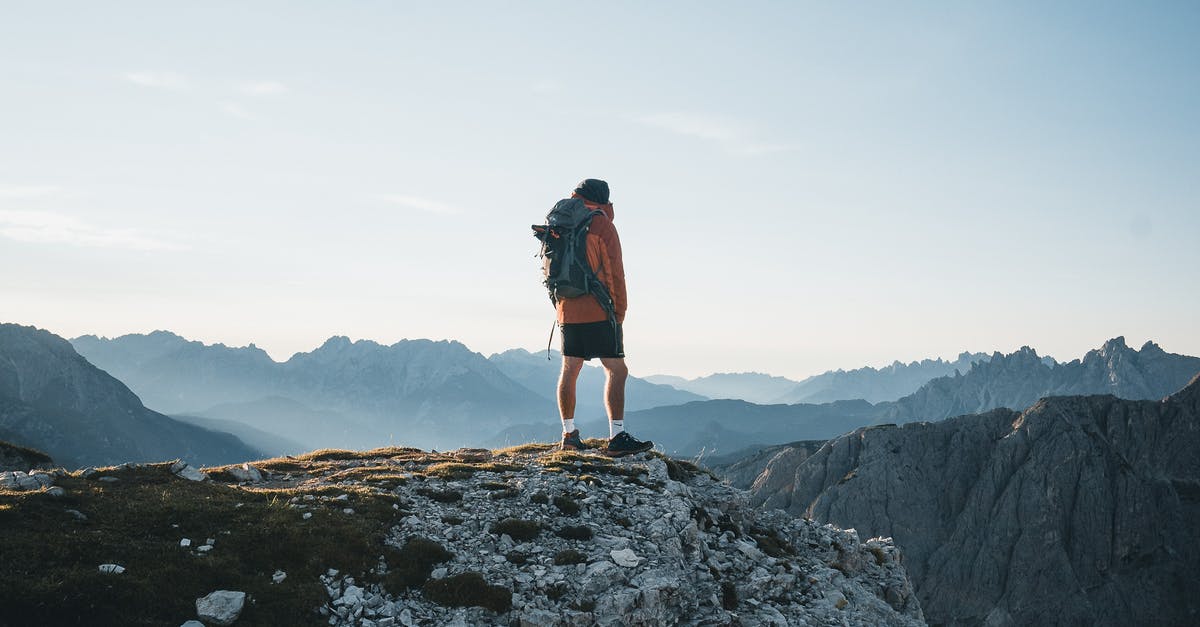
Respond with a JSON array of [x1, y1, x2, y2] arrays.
[[0, 462, 407, 626]]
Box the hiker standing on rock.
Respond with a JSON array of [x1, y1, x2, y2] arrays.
[[533, 178, 654, 457]]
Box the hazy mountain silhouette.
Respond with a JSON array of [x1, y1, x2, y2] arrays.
[[742, 375, 1200, 627], [0, 324, 262, 467], [643, 372, 799, 404], [489, 348, 706, 416], [774, 352, 995, 404], [72, 332, 554, 451]]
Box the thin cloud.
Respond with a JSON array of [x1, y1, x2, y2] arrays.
[[218, 102, 254, 119], [240, 81, 288, 96], [122, 71, 189, 90], [0, 210, 184, 251], [637, 111, 800, 156], [0, 184, 63, 198], [378, 195, 463, 215]]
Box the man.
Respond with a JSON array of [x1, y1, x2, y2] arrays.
[[557, 178, 654, 457]]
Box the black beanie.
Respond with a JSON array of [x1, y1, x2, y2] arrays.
[[574, 178, 610, 204]]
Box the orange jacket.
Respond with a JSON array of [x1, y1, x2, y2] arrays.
[[556, 194, 627, 325]]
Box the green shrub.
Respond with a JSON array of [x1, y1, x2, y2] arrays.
[[423, 572, 512, 613], [490, 518, 540, 541]]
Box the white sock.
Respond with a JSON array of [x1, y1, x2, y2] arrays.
[[563, 418, 576, 434], [609, 420, 624, 437]]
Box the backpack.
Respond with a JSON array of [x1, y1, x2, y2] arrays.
[[532, 199, 618, 353]]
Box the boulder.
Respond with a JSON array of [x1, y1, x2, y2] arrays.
[[196, 590, 246, 626]]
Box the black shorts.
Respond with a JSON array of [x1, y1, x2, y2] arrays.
[[561, 321, 624, 360]]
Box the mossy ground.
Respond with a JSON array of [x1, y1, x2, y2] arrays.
[[0, 440, 713, 625], [0, 462, 405, 626]]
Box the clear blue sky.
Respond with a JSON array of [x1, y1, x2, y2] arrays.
[[2, 1, 1197, 379]]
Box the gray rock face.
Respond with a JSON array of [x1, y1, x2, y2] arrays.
[[747, 376, 1200, 627], [713, 440, 828, 490], [312, 451, 926, 627], [0, 324, 262, 468]]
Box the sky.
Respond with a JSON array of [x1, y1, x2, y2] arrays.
[[1, 1, 1198, 380]]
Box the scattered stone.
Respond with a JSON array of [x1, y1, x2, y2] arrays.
[[303, 512, 313, 520], [180, 621, 205, 627], [610, 548, 642, 568], [98, 563, 125, 574], [172, 461, 207, 480], [196, 545, 213, 553], [196, 590, 246, 626], [227, 463, 263, 483], [272, 569, 287, 584], [65, 508, 87, 521], [180, 538, 191, 547], [45, 486, 65, 497]]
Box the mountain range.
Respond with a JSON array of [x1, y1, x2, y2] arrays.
[[0, 324, 261, 467], [70, 333, 701, 454], [646, 351, 995, 405], [740, 375, 1200, 627], [634, 337, 1200, 457]]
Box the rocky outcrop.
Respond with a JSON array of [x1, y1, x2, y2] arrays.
[[712, 440, 828, 490], [0, 324, 262, 467], [310, 448, 925, 626], [747, 375, 1200, 626]]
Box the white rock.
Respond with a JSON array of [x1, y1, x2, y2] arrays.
[[174, 464, 208, 482], [180, 538, 192, 547], [196, 590, 246, 626], [610, 548, 642, 568], [303, 512, 313, 520], [272, 569, 287, 584], [196, 545, 213, 553], [180, 621, 206, 627], [98, 563, 125, 574], [46, 486, 65, 497], [228, 463, 263, 483]]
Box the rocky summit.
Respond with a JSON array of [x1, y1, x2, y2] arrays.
[[744, 375, 1200, 627], [0, 442, 924, 626]]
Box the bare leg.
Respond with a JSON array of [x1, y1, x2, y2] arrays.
[[599, 357, 628, 423], [558, 356, 585, 424]]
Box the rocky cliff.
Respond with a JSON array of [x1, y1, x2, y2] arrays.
[[0, 324, 262, 467], [0, 443, 926, 626], [747, 375, 1200, 626]]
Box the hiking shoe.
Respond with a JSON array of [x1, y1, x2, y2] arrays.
[[561, 429, 588, 451], [604, 431, 653, 457]]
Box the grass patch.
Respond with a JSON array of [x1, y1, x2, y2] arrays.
[[0, 462, 404, 626], [480, 482, 510, 491], [441, 515, 464, 525], [505, 552, 528, 565], [384, 537, 453, 589], [554, 525, 593, 541], [530, 492, 549, 505], [490, 518, 540, 541], [423, 572, 512, 613], [552, 495, 580, 516], [488, 488, 519, 500], [553, 549, 587, 565], [493, 442, 556, 456]]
